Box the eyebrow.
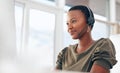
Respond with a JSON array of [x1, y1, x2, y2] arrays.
[[67, 18, 76, 22]]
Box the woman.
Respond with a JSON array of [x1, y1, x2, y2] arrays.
[[55, 5, 117, 73]]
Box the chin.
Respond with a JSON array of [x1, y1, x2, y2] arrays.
[[71, 36, 78, 39]]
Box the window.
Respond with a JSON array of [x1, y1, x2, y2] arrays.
[[27, 9, 55, 67], [15, 5, 24, 54], [15, 1, 56, 69], [30, 0, 55, 6], [91, 21, 109, 40]]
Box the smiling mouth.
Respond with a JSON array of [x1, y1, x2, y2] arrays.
[[69, 30, 76, 35]]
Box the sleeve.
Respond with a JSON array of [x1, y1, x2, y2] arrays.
[[92, 38, 117, 69], [56, 47, 67, 70]]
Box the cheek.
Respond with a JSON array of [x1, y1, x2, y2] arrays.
[[78, 16, 87, 25], [76, 20, 86, 28], [73, 22, 83, 29], [79, 19, 86, 25], [73, 22, 86, 33]]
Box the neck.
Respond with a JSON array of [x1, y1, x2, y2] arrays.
[[77, 33, 94, 49]]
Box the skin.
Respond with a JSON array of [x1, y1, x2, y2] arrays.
[[67, 10, 109, 73]]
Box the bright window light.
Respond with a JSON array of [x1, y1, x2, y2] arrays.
[[27, 8, 55, 67], [15, 5, 23, 54]]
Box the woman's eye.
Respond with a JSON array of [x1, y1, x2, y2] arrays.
[[71, 20, 76, 23], [66, 22, 69, 25]]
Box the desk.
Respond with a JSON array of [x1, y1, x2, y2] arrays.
[[38, 70, 89, 73]]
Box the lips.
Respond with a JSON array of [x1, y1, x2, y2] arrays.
[[69, 30, 76, 35]]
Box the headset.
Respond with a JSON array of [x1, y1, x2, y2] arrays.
[[78, 6, 94, 38], [86, 6, 94, 26]]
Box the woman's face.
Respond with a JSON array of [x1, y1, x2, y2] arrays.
[[67, 10, 88, 39]]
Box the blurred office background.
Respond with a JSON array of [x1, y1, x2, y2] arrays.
[[0, 0, 120, 73]]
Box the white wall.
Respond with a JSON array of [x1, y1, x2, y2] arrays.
[[0, 0, 17, 73]]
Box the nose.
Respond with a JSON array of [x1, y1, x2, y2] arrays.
[[67, 23, 73, 32], [67, 23, 73, 29]]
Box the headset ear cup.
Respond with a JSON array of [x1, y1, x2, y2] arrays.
[[87, 17, 91, 25], [88, 17, 94, 26]]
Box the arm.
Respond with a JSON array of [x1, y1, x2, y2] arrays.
[[90, 64, 110, 73]]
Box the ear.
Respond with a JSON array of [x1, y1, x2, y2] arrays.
[[87, 26, 91, 32]]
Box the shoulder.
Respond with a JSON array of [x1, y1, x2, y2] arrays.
[[57, 47, 68, 58], [60, 44, 77, 53], [94, 38, 116, 55], [96, 38, 115, 49], [56, 47, 68, 69], [97, 38, 112, 43], [58, 44, 77, 57]]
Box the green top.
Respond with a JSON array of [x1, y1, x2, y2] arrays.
[[56, 38, 117, 72]]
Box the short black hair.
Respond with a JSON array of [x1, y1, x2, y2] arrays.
[[69, 5, 95, 29]]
